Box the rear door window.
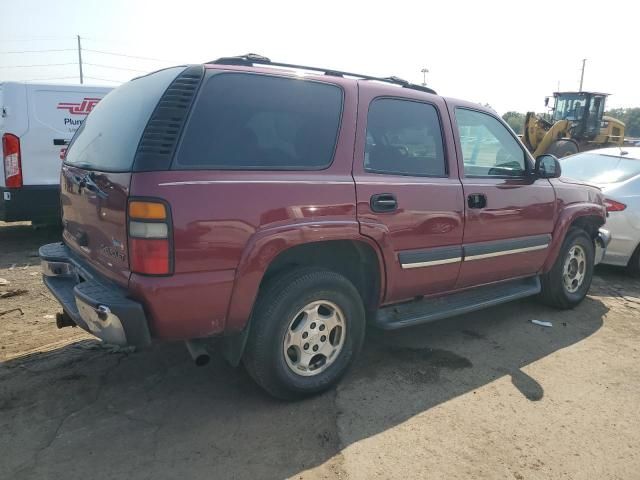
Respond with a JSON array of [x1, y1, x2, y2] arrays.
[[64, 67, 184, 172], [174, 73, 343, 170], [364, 98, 446, 176]]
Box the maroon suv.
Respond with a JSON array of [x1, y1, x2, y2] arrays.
[[40, 54, 610, 399]]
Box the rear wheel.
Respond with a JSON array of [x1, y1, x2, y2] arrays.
[[540, 228, 594, 308], [243, 268, 365, 400], [546, 139, 579, 158]]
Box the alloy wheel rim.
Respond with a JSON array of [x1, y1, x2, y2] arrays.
[[283, 300, 346, 377], [563, 245, 587, 293]]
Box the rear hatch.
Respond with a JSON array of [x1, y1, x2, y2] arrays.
[[61, 66, 188, 286]]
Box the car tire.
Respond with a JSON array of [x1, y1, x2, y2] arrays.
[[627, 244, 640, 276], [243, 268, 365, 400], [546, 139, 579, 158], [539, 228, 594, 309]]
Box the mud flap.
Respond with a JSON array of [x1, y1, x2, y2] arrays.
[[220, 320, 252, 367]]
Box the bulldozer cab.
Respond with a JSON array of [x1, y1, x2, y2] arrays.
[[523, 91, 624, 157], [551, 92, 607, 139]]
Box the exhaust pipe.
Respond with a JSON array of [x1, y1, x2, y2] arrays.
[[55, 311, 75, 329], [185, 340, 211, 366]]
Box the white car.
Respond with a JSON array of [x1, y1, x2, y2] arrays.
[[1, 82, 112, 223], [560, 147, 640, 273]]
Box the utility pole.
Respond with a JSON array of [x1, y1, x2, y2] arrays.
[[421, 68, 429, 87], [77, 35, 84, 85], [579, 58, 586, 92]]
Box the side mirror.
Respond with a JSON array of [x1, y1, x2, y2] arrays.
[[544, 97, 550, 107], [535, 154, 561, 178]]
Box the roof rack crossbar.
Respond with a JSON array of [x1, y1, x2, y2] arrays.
[[207, 54, 437, 95]]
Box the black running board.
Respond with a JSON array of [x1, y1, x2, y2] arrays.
[[374, 276, 541, 330]]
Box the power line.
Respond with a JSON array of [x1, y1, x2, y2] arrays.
[[0, 36, 75, 42], [21, 76, 79, 81], [84, 76, 124, 83], [84, 62, 149, 73], [0, 63, 77, 68], [83, 48, 171, 62], [0, 48, 76, 54]]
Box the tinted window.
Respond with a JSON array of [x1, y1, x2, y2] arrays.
[[560, 153, 640, 184], [455, 108, 527, 177], [365, 99, 445, 176], [65, 67, 183, 171], [175, 73, 343, 170]]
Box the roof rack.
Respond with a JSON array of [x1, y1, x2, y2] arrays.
[[207, 54, 437, 95]]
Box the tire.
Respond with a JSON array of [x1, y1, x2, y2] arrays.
[[627, 244, 640, 276], [546, 139, 579, 158], [243, 268, 365, 400], [539, 228, 594, 309]]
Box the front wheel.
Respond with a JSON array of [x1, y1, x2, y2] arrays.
[[243, 268, 365, 400], [539, 228, 595, 309], [546, 139, 579, 158]]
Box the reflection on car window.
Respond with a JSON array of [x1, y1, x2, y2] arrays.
[[455, 108, 526, 177], [365, 99, 446, 177]]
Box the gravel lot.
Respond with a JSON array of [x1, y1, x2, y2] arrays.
[[1, 221, 639, 480]]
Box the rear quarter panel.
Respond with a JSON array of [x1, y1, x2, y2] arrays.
[[601, 178, 640, 263]]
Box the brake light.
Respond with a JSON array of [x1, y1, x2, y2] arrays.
[[604, 198, 626, 212], [128, 200, 172, 275], [2, 133, 22, 188]]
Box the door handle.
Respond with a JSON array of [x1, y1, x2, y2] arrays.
[[370, 193, 397, 213], [467, 193, 487, 209]]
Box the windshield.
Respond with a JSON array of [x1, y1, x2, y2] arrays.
[[560, 153, 640, 184], [553, 93, 588, 122]]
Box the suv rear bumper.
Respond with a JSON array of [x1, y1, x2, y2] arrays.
[[1, 185, 60, 223], [39, 242, 151, 347]]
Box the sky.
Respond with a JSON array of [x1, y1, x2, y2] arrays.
[[1, 0, 638, 115]]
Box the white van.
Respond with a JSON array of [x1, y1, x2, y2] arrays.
[[1, 82, 112, 223]]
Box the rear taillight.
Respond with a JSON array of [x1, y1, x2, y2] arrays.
[[604, 198, 626, 213], [128, 200, 172, 275], [2, 133, 23, 188]]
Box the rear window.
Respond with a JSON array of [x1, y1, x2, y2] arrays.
[[174, 73, 343, 170], [560, 153, 640, 184], [64, 67, 184, 172]]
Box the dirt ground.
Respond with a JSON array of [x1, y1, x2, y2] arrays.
[[1, 221, 639, 480]]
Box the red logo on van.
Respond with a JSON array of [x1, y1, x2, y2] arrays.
[[57, 97, 101, 115]]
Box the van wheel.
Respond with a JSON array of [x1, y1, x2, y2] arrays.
[[243, 268, 365, 400], [539, 228, 594, 309]]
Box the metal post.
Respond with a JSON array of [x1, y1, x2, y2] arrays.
[[579, 59, 586, 92], [77, 35, 84, 85], [421, 68, 429, 87]]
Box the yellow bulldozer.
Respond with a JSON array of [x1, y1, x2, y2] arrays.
[[522, 91, 625, 157]]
